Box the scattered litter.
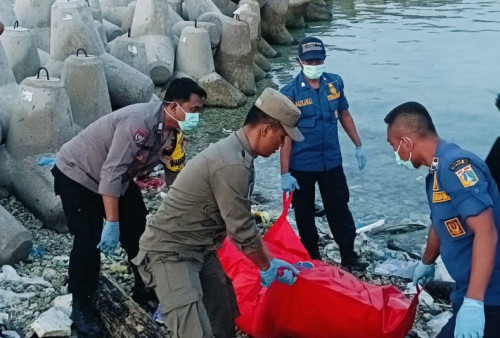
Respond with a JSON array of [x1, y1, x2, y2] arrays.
[[38, 157, 56, 166], [222, 128, 233, 134], [356, 219, 385, 234], [374, 258, 418, 279]]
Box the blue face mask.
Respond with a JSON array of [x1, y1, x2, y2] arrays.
[[167, 103, 200, 131], [394, 138, 415, 170], [301, 62, 325, 80]]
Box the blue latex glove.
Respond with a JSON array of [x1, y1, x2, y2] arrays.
[[281, 173, 300, 192], [97, 221, 120, 255], [38, 156, 56, 166], [260, 258, 300, 287], [454, 297, 484, 338], [355, 146, 367, 170], [412, 261, 435, 286]]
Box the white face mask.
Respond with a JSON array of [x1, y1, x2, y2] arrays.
[[394, 138, 415, 170], [164, 102, 200, 131], [300, 61, 325, 79]]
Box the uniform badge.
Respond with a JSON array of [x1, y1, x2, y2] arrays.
[[295, 98, 313, 107], [455, 164, 479, 188], [433, 191, 450, 203], [327, 84, 340, 100], [449, 158, 470, 171], [133, 128, 148, 143], [444, 217, 466, 237]]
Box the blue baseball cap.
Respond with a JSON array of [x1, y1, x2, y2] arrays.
[[298, 37, 326, 61]]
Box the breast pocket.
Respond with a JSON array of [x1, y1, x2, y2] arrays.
[[297, 104, 316, 128]]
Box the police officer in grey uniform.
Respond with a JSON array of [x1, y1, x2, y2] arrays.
[[52, 78, 206, 337], [133, 88, 303, 338]]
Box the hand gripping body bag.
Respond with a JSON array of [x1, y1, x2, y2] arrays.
[[218, 193, 419, 338]]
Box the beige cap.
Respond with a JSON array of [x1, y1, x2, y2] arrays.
[[254, 88, 304, 142]]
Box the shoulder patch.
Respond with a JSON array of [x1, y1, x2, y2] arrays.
[[455, 164, 479, 188], [133, 128, 148, 143], [444, 217, 466, 237], [449, 158, 470, 171]]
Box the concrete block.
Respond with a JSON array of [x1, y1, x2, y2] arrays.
[[172, 21, 220, 49], [109, 35, 148, 75], [13, 0, 55, 52], [212, 0, 238, 16], [198, 72, 246, 108], [176, 26, 215, 79], [94, 20, 111, 52], [62, 50, 112, 129], [286, 0, 311, 29], [86, 0, 103, 23], [0, 204, 32, 266], [184, 0, 221, 21], [99, 53, 154, 109], [304, 2, 333, 21], [167, 0, 182, 16], [103, 18, 124, 42], [0, 0, 17, 27], [101, 2, 136, 32], [0, 25, 41, 83], [213, 14, 256, 95], [0, 41, 21, 143], [261, 0, 294, 45], [7, 68, 76, 158], [130, 0, 181, 37], [134, 34, 175, 85]]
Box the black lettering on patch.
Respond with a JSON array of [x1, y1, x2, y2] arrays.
[[449, 158, 470, 171]]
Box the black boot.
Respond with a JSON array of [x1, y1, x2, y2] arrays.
[[339, 244, 369, 271], [71, 294, 103, 337]]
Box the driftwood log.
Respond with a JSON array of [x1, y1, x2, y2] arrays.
[[96, 272, 170, 338]]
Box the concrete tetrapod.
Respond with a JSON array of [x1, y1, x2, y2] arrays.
[[0, 0, 17, 27], [261, 0, 294, 45], [0, 149, 67, 232], [214, 14, 256, 95], [286, 0, 312, 29], [171, 21, 220, 49], [62, 49, 112, 129], [0, 203, 33, 266], [175, 25, 246, 108], [212, 0, 238, 16], [101, 1, 136, 33], [0, 40, 21, 143], [305, 2, 333, 21], [109, 34, 149, 75], [183, 0, 222, 21], [0, 24, 41, 84], [235, 7, 271, 76], [13, 0, 55, 52], [7, 67, 76, 159], [239, 0, 278, 58], [49, 0, 153, 108], [94, 20, 111, 52], [130, 0, 181, 85], [103, 19, 124, 42]]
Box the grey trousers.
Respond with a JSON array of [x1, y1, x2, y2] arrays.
[[133, 250, 239, 338]]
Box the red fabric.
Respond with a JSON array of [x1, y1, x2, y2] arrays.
[[135, 177, 165, 190], [218, 193, 419, 338]]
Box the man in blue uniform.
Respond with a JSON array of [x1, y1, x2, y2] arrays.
[[385, 101, 500, 338], [280, 36, 368, 269]]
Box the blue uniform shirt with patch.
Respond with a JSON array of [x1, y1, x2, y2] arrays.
[[426, 139, 500, 306], [280, 72, 349, 171]]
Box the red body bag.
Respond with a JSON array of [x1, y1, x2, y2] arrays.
[[217, 194, 419, 338]]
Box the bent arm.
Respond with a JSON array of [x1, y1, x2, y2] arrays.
[[102, 195, 119, 222], [422, 226, 441, 264], [339, 109, 362, 147]]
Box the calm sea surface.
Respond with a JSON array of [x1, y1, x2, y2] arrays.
[[191, 0, 500, 227]]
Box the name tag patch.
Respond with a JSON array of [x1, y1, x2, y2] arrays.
[[295, 98, 313, 107], [455, 164, 479, 188], [433, 191, 451, 203], [444, 217, 466, 237]]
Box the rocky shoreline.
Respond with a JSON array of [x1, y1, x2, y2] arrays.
[[1, 183, 452, 338]]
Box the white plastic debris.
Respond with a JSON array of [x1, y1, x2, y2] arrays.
[[0, 265, 51, 287], [53, 294, 72, 317], [427, 310, 453, 338], [356, 219, 385, 234], [31, 307, 72, 337], [374, 258, 418, 279]]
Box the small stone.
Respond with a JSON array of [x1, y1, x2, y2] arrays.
[[30, 307, 72, 337]]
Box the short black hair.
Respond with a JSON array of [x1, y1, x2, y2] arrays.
[[243, 105, 281, 129], [163, 78, 207, 103], [384, 101, 437, 136]]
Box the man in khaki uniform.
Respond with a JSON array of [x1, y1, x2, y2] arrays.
[[133, 88, 304, 338]]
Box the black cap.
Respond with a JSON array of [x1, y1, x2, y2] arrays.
[[298, 37, 326, 61]]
